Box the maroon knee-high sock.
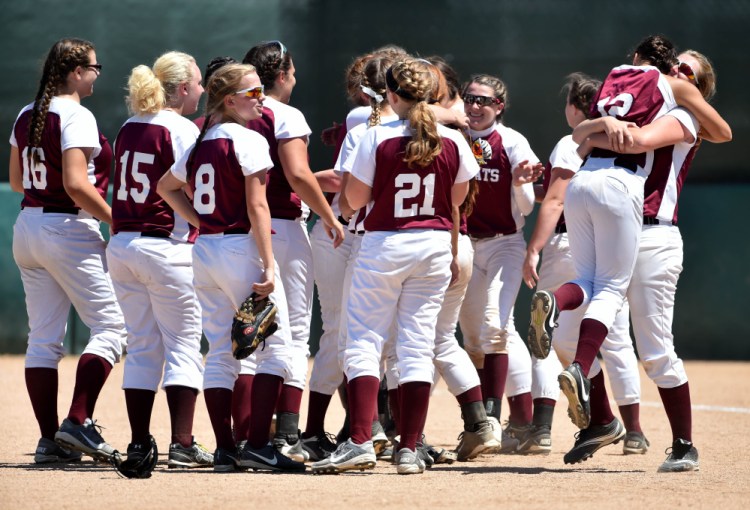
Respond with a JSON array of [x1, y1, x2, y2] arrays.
[[125, 389, 156, 444], [303, 391, 333, 438], [204, 388, 234, 451], [618, 403, 642, 434], [247, 374, 283, 449], [476, 368, 485, 387], [388, 388, 400, 437], [278, 384, 303, 414], [67, 354, 113, 424], [658, 382, 692, 442], [456, 385, 483, 406], [573, 319, 609, 376], [398, 382, 431, 451], [588, 372, 615, 426], [554, 283, 585, 311], [231, 374, 253, 443], [25, 367, 59, 439], [166, 385, 198, 447], [482, 353, 508, 402], [348, 376, 380, 444], [507, 392, 533, 426]]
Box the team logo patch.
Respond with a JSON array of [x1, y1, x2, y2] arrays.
[[471, 138, 492, 165]]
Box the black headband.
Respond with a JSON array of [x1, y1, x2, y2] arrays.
[[386, 67, 417, 101]]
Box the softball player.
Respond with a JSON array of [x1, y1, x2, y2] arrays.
[[568, 50, 728, 471], [533, 36, 730, 460], [523, 73, 645, 459], [300, 51, 382, 460], [456, 74, 543, 448], [106, 51, 212, 469], [241, 41, 345, 462], [157, 63, 303, 473], [9, 38, 126, 464], [332, 54, 403, 456], [313, 59, 479, 475]]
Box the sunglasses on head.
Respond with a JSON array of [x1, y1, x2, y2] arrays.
[[462, 93, 502, 107], [265, 40, 287, 58], [677, 62, 699, 86], [235, 85, 264, 99]]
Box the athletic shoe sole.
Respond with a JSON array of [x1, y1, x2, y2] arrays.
[[54, 433, 113, 462], [558, 370, 591, 429], [564, 421, 625, 464], [528, 291, 556, 359], [311, 459, 376, 474]]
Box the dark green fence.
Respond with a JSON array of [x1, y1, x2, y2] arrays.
[[1, 0, 748, 358]]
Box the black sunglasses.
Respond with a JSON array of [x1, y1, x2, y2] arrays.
[[84, 64, 102, 72], [463, 93, 502, 107]]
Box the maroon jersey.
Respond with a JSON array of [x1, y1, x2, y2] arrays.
[[641, 108, 699, 224], [10, 98, 100, 211], [344, 120, 479, 232], [466, 124, 539, 237], [586, 65, 677, 176], [112, 111, 199, 240], [93, 133, 112, 201], [247, 97, 312, 220], [171, 122, 272, 235]]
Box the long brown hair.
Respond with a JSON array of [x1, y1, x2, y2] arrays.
[[27, 38, 95, 167]]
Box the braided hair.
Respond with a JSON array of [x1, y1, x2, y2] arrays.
[[361, 55, 396, 127], [27, 38, 95, 167], [632, 35, 678, 74], [242, 41, 291, 91], [387, 59, 442, 168], [563, 72, 602, 120]]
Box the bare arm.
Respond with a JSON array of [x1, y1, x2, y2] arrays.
[[314, 169, 342, 193], [156, 172, 200, 227], [522, 168, 574, 288], [278, 137, 344, 247], [582, 115, 693, 154], [9, 146, 23, 193], [449, 203, 460, 285], [429, 104, 469, 129], [245, 172, 275, 298], [62, 147, 112, 224], [572, 117, 636, 149], [667, 75, 731, 143], [345, 174, 372, 212], [337, 172, 356, 220]]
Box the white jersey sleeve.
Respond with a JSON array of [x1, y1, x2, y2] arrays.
[[345, 127, 378, 187], [59, 99, 100, 152], [230, 124, 273, 176], [265, 97, 312, 140], [335, 123, 368, 175], [549, 134, 582, 173], [666, 107, 699, 142], [345, 106, 372, 131], [171, 145, 191, 183]]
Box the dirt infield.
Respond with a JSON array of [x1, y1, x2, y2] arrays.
[[1, 356, 748, 510]]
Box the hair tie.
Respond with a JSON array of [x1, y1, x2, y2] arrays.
[[360, 85, 383, 104]]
